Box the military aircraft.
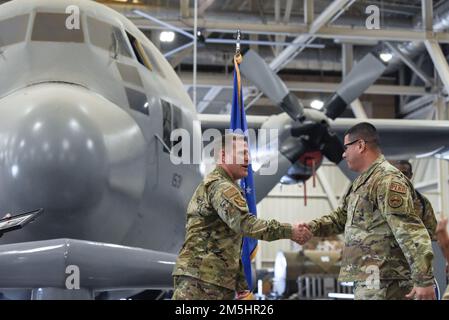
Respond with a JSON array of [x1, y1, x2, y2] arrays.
[[0, 0, 448, 299]]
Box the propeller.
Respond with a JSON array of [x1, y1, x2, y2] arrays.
[[324, 53, 387, 120], [240, 49, 386, 179], [239, 50, 305, 122]]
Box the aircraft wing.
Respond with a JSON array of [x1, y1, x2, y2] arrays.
[[0, 239, 176, 292], [199, 114, 449, 160], [330, 118, 449, 159], [198, 114, 267, 131]]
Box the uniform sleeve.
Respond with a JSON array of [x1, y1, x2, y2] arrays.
[[209, 181, 292, 241], [421, 196, 437, 241], [308, 192, 348, 237], [376, 176, 434, 287], [307, 207, 347, 237]]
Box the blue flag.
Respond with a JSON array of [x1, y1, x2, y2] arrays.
[[230, 57, 258, 291]]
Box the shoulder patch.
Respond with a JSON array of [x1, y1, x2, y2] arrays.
[[388, 194, 403, 208], [389, 182, 407, 194], [231, 194, 247, 208], [223, 186, 239, 199]]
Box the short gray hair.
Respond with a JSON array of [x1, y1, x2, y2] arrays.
[[214, 133, 247, 162]]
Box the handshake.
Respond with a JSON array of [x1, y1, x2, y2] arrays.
[[291, 223, 313, 245]]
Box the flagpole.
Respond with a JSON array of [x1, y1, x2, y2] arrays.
[[231, 30, 259, 297]]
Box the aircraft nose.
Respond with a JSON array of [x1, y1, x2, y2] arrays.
[[0, 91, 108, 211], [5, 103, 107, 211]]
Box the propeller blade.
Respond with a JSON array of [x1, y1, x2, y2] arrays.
[[321, 130, 345, 164], [324, 53, 387, 120], [240, 50, 305, 121]]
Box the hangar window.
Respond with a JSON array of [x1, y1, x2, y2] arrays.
[[125, 87, 149, 116], [86, 16, 131, 58], [32, 12, 84, 43], [161, 99, 183, 156], [0, 14, 29, 48]]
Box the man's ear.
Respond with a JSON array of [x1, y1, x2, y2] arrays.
[[358, 141, 366, 153], [221, 149, 226, 164]]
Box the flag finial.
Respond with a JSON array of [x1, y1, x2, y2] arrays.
[[235, 29, 241, 56]]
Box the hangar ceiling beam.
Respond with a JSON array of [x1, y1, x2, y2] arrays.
[[269, 0, 354, 72], [385, 42, 433, 87], [342, 43, 368, 119], [304, 0, 314, 26], [180, 0, 190, 18], [283, 0, 293, 24], [422, 0, 433, 33], [244, 0, 354, 110], [128, 15, 449, 43], [425, 39, 449, 95], [316, 26, 449, 43], [180, 74, 432, 96], [198, 0, 215, 16]]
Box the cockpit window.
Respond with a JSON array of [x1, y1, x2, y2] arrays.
[[161, 100, 183, 155], [0, 14, 29, 48], [125, 87, 149, 116], [87, 16, 131, 58], [142, 45, 166, 77], [32, 12, 84, 43], [126, 31, 153, 70]]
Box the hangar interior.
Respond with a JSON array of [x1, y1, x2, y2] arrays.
[[0, 0, 449, 300], [85, 0, 449, 299]]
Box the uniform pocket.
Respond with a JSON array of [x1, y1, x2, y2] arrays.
[[351, 194, 374, 230], [346, 194, 360, 227]]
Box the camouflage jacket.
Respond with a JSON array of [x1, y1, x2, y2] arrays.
[[414, 191, 437, 240], [172, 166, 292, 291], [308, 155, 434, 287]]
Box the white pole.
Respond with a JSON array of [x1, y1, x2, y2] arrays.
[[193, 0, 198, 109]]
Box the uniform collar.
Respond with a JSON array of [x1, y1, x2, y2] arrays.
[[214, 166, 238, 186], [352, 155, 385, 191]]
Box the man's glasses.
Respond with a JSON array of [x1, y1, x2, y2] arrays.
[[343, 139, 376, 151], [343, 139, 361, 150]]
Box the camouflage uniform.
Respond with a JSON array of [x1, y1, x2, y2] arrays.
[[414, 191, 437, 240], [308, 155, 434, 300], [172, 276, 235, 300], [172, 166, 292, 300]]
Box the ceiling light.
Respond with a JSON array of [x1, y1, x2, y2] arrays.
[[310, 99, 324, 110], [379, 52, 393, 63], [160, 31, 175, 43]]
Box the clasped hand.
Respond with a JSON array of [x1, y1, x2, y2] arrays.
[[291, 223, 313, 245]]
